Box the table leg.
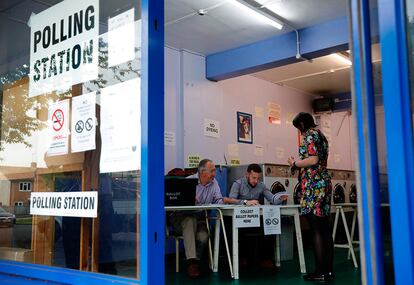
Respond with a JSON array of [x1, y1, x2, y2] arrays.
[[294, 212, 306, 273], [275, 234, 281, 267], [213, 215, 220, 272], [332, 206, 340, 241], [232, 219, 239, 279], [340, 208, 358, 268], [348, 208, 358, 260], [217, 210, 233, 278]]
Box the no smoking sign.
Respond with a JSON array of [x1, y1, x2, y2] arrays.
[[52, 109, 64, 131]]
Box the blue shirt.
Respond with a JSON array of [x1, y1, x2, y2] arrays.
[[188, 174, 224, 205], [229, 177, 285, 205]]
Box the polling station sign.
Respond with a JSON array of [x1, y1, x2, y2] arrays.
[[29, 0, 99, 97], [30, 192, 98, 218]]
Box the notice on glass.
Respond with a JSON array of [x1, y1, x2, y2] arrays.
[[30, 191, 98, 218], [188, 155, 201, 168], [47, 99, 69, 156], [263, 206, 281, 235], [108, 8, 137, 67], [71, 92, 96, 153], [100, 78, 141, 173], [29, 0, 99, 97], [234, 207, 260, 228]]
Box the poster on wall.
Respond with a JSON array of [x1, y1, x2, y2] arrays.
[[71, 92, 96, 153], [237, 112, 253, 144], [47, 99, 69, 156], [268, 102, 281, 125], [29, 0, 99, 97], [100, 78, 141, 173], [204, 119, 220, 138]]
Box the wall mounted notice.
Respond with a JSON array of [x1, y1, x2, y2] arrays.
[[230, 157, 240, 165], [227, 144, 239, 157], [263, 206, 281, 235], [71, 92, 96, 153], [255, 106, 264, 118], [100, 78, 141, 173], [30, 191, 98, 218], [254, 145, 264, 157], [47, 99, 69, 156], [268, 102, 281, 125], [29, 0, 99, 97], [234, 207, 260, 228], [204, 119, 220, 138], [164, 131, 176, 146], [188, 155, 200, 168], [275, 147, 285, 159], [108, 8, 136, 67]]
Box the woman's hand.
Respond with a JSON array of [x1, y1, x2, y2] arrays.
[[287, 156, 295, 167]]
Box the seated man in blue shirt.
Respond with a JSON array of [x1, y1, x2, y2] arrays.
[[224, 163, 288, 268], [170, 159, 223, 278]]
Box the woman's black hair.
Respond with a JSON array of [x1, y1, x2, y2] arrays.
[[292, 112, 317, 132]]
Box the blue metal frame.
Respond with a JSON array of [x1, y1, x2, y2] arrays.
[[349, 0, 384, 284], [378, 0, 414, 284], [140, 0, 165, 284], [0, 0, 165, 284]]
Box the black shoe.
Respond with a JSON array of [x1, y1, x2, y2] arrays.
[[303, 272, 330, 282], [325, 271, 335, 281]]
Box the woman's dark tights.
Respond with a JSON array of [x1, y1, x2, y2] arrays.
[[306, 213, 334, 274]]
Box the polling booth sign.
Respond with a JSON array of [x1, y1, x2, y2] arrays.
[[30, 192, 98, 218], [29, 0, 99, 97]]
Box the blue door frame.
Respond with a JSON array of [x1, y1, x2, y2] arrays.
[[378, 0, 414, 284], [351, 0, 414, 284], [0, 0, 165, 284]]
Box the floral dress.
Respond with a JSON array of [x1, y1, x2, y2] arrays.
[[299, 128, 332, 217]]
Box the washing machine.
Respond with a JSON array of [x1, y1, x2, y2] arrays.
[[262, 164, 292, 205], [330, 169, 352, 212]]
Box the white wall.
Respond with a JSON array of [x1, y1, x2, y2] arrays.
[[164, 49, 356, 172]]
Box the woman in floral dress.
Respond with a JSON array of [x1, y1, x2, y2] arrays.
[[288, 112, 334, 282]]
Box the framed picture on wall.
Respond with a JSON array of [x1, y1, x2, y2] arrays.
[[237, 112, 253, 144]]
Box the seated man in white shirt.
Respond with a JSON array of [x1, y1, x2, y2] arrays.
[[224, 163, 288, 269]]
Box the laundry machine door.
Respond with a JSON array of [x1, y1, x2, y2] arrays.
[[333, 183, 346, 204], [270, 181, 287, 205], [349, 184, 357, 203], [293, 182, 302, 205]]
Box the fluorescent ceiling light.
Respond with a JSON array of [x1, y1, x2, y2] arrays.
[[330, 53, 352, 66], [228, 0, 283, 30]]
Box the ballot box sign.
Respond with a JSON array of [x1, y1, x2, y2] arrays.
[[29, 0, 99, 97], [30, 192, 98, 218], [263, 206, 281, 235], [234, 207, 260, 228]]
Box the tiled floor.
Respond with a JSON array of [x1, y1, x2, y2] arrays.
[[166, 248, 362, 284]]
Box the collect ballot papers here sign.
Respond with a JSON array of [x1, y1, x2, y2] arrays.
[[234, 207, 260, 228], [30, 192, 98, 218]]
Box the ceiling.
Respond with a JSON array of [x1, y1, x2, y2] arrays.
[[165, 0, 348, 55]]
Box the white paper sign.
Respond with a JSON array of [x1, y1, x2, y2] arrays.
[[30, 191, 98, 218], [47, 99, 69, 156], [234, 207, 260, 228], [164, 131, 176, 146], [71, 92, 96, 153], [204, 119, 220, 138], [255, 106, 264, 118], [100, 78, 141, 173], [263, 206, 281, 235], [254, 145, 264, 157], [275, 147, 285, 159], [29, 0, 99, 97], [228, 144, 239, 157], [108, 9, 136, 67]]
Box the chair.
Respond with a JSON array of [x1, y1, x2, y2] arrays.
[[165, 223, 184, 273], [165, 211, 215, 273]]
